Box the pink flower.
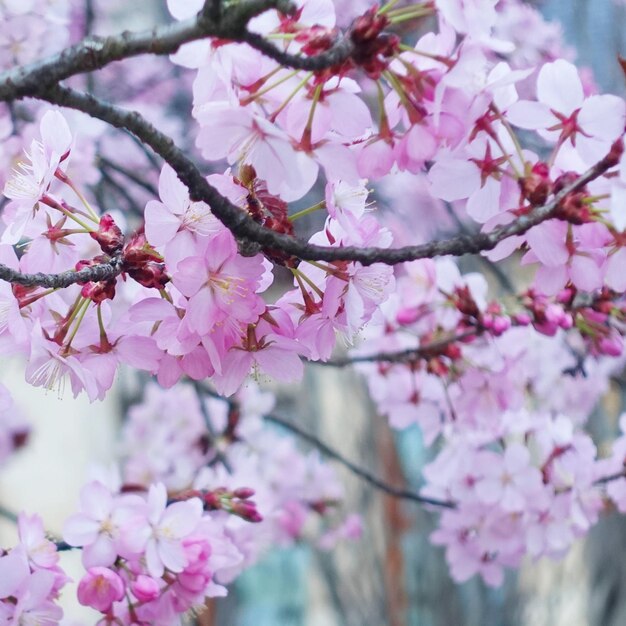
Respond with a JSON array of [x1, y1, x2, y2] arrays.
[[508, 60, 626, 164], [213, 314, 305, 396], [77, 567, 125, 612], [3, 110, 72, 244], [130, 575, 161, 603], [195, 106, 317, 201], [475, 443, 543, 512], [25, 324, 99, 402], [63, 480, 146, 568], [144, 164, 220, 251], [174, 229, 267, 337], [17, 513, 59, 570], [145, 483, 204, 578]]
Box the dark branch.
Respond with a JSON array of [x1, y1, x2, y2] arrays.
[[264, 413, 454, 508], [35, 86, 617, 268], [0, 16, 203, 102], [199, 385, 453, 508], [0, 503, 18, 524], [239, 30, 354, 71], [0, 0, 351, 103], [314, 330, 479, 367], [0, 257, 122, 289], [192, 381, 232, 472], [0, 0, 267, 101], [98, 156, 159, 196], [594, 469, 626, 486]]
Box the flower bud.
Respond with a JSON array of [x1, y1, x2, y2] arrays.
[[131, 575, 160, 603], [77, 567, 125, 612], [90, 214, 124, 255]]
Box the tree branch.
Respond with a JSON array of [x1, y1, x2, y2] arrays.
[[199, 385, 453, 508], [0, 1, 258, 101], [0, 257, 123, 289], [0, 0, 352, 103], [35, 86, 617, 268], [264, 412, 454, 508], [238, 30, 354, 71], [314, 330, 478, 366], [192, 380, 232, 472], [98, 155, 159, 196]]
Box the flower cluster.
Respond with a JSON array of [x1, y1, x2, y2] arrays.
[[63, 480, 243, 624], [121, 382, 355, 569], [0, 513, 67, 624]]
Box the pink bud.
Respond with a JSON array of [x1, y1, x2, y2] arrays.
[[396, 307, 420, 325], [77, 567, 125, 612], [233, 487, 255, 499], [491, 317, 511, 336], [130, 575, 160, 603], [598, 335, 623, 357], [513, 312, 531, 326], [233, 500, 263, 522], [90, 214, 124, 255]]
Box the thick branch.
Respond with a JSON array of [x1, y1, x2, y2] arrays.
[[37, 87, 617, 267], [239, 30, 354, 71], [0, 0, 351, 103], [0, 0, 284, 101], [0, 257, 122, 288]]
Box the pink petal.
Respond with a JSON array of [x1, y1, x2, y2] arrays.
[[144, 200, 181, 248], [507, 101, 553, 130], [526, 221, 569, 267], [63, 514, 100, 546], [83, 534, 117, 568], [537, 59, 583, 114], [570, 253, 604, 292], [605, 248, 626, 291], [429, 158, 480, 201]]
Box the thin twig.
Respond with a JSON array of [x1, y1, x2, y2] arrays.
[[192, 381, 233, 472], [198, 385, 453, 508], [264, 413, 455, 508], [0, 503, 18, 524], [98, 156, 158, 196], [314, 330, 478, 367]]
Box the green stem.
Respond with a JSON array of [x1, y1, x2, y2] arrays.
[[270, 71, 314, 122], [64, 175, 100, 223], [265, 32, 297, 40], [378, 0, 402, 15], [388, 8, 433, 23], [386, 2, 431, 17], [244, 69, 299, 103], [300, 83, 323, 149], [289, 200, 326, 221], [65, 298, 90, 348], [375, 79, 392, 138], [492, 134, 522, 179], [291, 267, 325, 298], [96, 303, 107, 340], [55, 205, 95, 232], [491, 105, 526, 168], [306, 259, 348, 280], [383, 70, 416, 121]]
